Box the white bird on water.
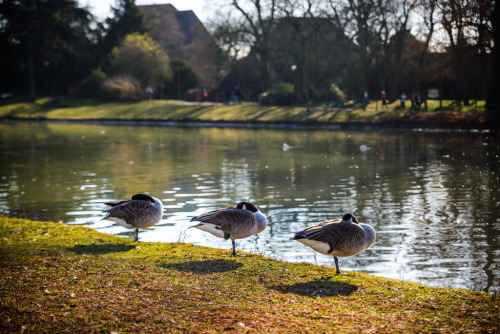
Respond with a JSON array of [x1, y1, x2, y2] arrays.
[[189, 202, 268, 256], [290, 213, 376, 274], [102, 194, 164, 242]]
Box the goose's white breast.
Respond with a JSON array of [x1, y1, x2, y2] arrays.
[[296, 239, 332, 255], [105, 217, 134, 229], [194, 223, 225, 238]]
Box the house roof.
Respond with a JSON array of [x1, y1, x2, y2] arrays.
[[139, 4, 205, 45]]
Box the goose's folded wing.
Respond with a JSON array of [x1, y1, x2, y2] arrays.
[[297, 219, 340, 240], [191, 208, 255, 231], [104, 199, 130, 207], [299, 220, 365, 252], [104, 200, 155, 225]]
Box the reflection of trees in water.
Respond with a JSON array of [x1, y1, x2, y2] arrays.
[[219, 159, 253, 201]]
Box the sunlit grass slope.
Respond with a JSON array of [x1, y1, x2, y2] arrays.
[[0, 97, 494, 127], [1, 216, 498, 333]]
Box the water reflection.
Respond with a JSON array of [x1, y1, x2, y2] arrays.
[[0, 122, 499, 292]]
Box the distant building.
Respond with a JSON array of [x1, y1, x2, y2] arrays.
[[139, 4, 219, 89]]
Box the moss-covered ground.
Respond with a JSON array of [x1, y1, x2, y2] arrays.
[[1, 216, 498, 333], [0, 97, 496, 129]]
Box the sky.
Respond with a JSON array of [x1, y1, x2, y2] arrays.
[[78, 0, 210, 23]]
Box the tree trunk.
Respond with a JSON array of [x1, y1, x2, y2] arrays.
[[486, 0, 500, 115], [28, 50, 35, 99]]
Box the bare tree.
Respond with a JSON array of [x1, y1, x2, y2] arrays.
[[209, 11, 258, 98], [435, 0, 494, 104], [208, 0, 498, 111], [324, 0, 384, 99], [383, 0, 418, 99], [272, 0, 349, 103], [323, 0, 420, 100], [226, 0, 279, 90]]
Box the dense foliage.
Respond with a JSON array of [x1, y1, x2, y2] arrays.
[[0, 0, 97, 96], [260, 83, 296, 106], [109, 33, 171, 94], [166, 59, 200, 100]]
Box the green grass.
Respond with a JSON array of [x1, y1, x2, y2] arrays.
[[0, 97, 495, 128], [361, 99, 486, 112], [1, 216, 499, 333]]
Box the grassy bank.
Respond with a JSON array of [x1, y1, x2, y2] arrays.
[[1, 216, 498, 333], [0, 97, 497, 129]]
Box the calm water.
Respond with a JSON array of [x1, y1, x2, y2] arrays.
[[1, 122, 499, 292]]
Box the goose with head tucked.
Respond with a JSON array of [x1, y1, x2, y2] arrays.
[[189, 202, 267, 256], [290, 213, 375, 274], [102, 194, 164, 242]]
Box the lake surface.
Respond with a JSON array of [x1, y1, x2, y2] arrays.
[[1, 122, 499, 292]]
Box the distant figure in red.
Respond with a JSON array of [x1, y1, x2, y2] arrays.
[[381, 91, 388, 109], [410, 93, 416, 110]]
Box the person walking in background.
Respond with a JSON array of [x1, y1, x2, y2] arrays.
[[415, 92, 421, 110], [145, 86, 153, 99], [224, 91, 231, 105], [234, 87, 241, 104], [381, 91, 388, 109], [410, 93, 416, 110], [400, 92, 407, 110]]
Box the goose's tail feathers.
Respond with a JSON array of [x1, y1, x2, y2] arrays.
[[290, 233, 306, 240], [188, 222, 203, 229]]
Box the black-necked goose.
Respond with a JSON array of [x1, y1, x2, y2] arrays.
[[102, 194, 163, 242], [189, 202, 268, 256], [290, 213, 375, 274]]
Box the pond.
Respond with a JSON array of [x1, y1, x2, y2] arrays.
[[1, 122, 499, 292]]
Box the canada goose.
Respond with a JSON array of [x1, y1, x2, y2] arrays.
[[102, 194, 163, 242], [290, 213, 375, 274], [189, 202, 268, 256]]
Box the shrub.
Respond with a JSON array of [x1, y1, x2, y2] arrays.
[[109, 33, 171, 93], [260, 83, 296, 105], [71, 69, 106, 97], [100, 76, 147, 101], [166, 59, 199, 100], [318, 83, 347, 102]]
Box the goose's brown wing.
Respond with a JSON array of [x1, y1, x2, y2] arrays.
[[192, 207, 256, 236], [104, 199, 130, 207], [299, 219, 365, 253], [104, 200, 157, 227]]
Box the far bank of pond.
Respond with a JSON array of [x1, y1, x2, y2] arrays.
[[1, 97, 499, 130]]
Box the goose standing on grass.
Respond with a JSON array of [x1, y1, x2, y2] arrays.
[[290, 213, 375, 274], [102, 194, 163, 242], [189, 202, 267, 256]]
